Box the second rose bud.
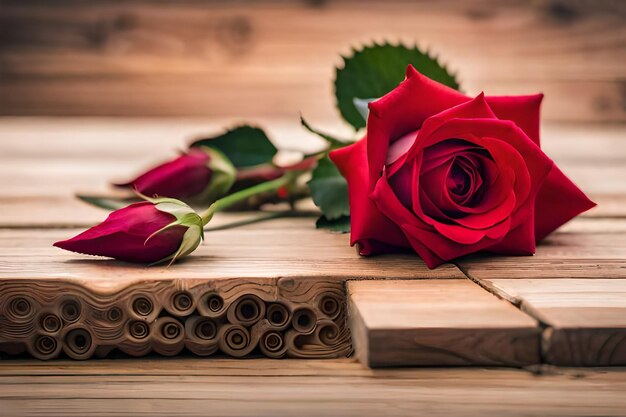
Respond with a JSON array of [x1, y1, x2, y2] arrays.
[[116, 146, 237, 204]]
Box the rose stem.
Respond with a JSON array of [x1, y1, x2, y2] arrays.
[[203, 211, 310, 232], [199, 172, 299, 226]]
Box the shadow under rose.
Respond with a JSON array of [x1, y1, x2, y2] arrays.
[[61, 254, 220, 269]]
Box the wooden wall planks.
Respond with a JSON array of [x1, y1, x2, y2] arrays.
[[1, 0, 625, 122]]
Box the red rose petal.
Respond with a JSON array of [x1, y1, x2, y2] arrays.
[[486, 94, 544, 146], [534, 164, 596, 241], [329, 138, 410, 252], [367, 65, 466, 186]]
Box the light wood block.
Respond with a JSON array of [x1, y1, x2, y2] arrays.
[[2, 358, 626, 417], [348, 280, 540, 367], [485, 279, 626, 366]]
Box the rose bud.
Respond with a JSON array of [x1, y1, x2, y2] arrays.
[[330, 65, 595, 268], [116, 147, 236, 204], [54, 198, 203, 264]]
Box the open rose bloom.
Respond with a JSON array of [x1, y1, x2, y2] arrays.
[[330, 65, 595, 268]]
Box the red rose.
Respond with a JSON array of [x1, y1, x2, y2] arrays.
[[54, 199, 203, 264], [330, 65, 595, 268], [116, 147, 235, 204]]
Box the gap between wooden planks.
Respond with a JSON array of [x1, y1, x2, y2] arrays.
[[456, 218, 626, 366]]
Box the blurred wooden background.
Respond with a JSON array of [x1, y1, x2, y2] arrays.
[[1, 0, 625, 122]]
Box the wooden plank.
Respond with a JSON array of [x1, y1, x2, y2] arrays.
[[2, 194, 623, 229], [580, 195, 626, 219], [1, 0, 625, 122], [0, 219, 462, 284], [1, 359, 626, 417], [458, 218, 626, 280], [0, 119, 623, 227], [0, 218, 462, 360], [347, 280, 540, 367], [459, 218, 626, 366], [484, 279, 626, 366], [0, 117, 326, 226]]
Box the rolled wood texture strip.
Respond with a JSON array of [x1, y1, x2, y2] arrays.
[[1, 1, 625, 123], [0, 277, 351, 360], [484, 279, 626, 366], [348, 280, 541, 367]]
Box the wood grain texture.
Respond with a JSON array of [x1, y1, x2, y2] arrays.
[[1, 0, 625, 122], [0, 220, 463, 284], [458, 218, 626, 280], [348, 280, 540, 367], [0, 119, 623, 227], [484, 279, 626, 366], [2, 359, 626, 417], [459, 219, 626, 366]]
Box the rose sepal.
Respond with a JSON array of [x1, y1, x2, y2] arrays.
[[140, 194, 204, 265], [195, 146, 237, 204]]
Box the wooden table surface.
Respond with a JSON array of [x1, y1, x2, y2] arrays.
[[1, 118, 625, 416]]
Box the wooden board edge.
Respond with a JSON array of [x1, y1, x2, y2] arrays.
[[542, 327, 626, 366], [347, 281, 370, 367]]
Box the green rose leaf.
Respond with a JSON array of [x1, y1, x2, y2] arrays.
[[335, 43, 460, 130], [190, 125, 277, 168], [307, 156, 350, 221], [315, 215, 350, 233]]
